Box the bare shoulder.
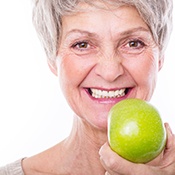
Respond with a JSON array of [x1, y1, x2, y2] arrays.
[[22, 143, 65, 175]]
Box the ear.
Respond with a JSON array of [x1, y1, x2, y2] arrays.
[[158, 56, 164, 71], [47, 59, 58, 76]]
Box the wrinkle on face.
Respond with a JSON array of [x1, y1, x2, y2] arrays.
[[55, 2, 161, 130]]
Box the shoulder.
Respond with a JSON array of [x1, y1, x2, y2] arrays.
[[0, 158, 25, 175]]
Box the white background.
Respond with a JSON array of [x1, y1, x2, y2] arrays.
[[0, 0, 174, 166]]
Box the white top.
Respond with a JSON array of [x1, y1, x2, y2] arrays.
[[0, 159, 24, 175]]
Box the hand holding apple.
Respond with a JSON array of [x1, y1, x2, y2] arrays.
[[100, 123, 175, 175]]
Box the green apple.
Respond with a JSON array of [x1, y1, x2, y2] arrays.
[[108, 98, 166, 163]]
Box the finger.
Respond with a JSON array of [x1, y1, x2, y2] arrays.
[[161, 123, 175, 166], [147, 150, 164, 166], [146, 123, 175, 167], [99, 143, 146, 175], [100, 155, 119, 175], [164, 123, 175, 150], [99, 143, 166, 175]]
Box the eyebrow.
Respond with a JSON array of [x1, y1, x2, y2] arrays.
[[66, 29, 99, 39], [66, 27, 151, 38], [120, 27, 151, 36]]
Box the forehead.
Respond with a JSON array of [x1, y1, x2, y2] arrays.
[[61, 3, 149, 38]]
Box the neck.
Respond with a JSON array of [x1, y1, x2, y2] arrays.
[[69, 115, 108, 146], [23, 115, 108, 175], [62, 115, 107, 174]]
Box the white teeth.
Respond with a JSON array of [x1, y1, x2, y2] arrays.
[[91, 88, 126, 98]]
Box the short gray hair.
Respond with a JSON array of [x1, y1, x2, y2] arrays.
[[32, 0, 173, 61]]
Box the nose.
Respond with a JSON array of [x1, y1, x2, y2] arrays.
[[94, 53, 124, 82]]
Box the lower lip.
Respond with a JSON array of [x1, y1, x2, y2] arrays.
[[85, 89, 131, 104]]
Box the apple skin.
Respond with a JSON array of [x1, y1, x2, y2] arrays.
[[108, 98, 166, 163]]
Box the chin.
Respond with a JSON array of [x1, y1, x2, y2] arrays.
[[88, 114, 108, 132]]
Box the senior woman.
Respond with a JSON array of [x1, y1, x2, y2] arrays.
[[1, 0, 175, 174]]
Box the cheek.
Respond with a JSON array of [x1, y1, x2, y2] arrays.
[[139, 59, 158, 80], [58, 57, 78, 92], [57, 54, 93, 90], [142, 54, 159, 83], [125, 52, 159, 86]]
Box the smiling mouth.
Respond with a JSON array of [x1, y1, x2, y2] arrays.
[[87, 88, 129, 99]]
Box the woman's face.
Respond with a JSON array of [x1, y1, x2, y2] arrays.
[[53, 3, 163, 130]]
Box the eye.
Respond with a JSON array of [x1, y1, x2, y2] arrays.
[[78, 42, 89, 49], [119, 39, 146, 55], [72, 41, 90, 50], [127, 40, 145, 49], [70, 40, 97, 55]]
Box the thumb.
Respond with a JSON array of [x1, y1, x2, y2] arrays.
[[99, 143, 165, 175], [99, 143, 146, 175]]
